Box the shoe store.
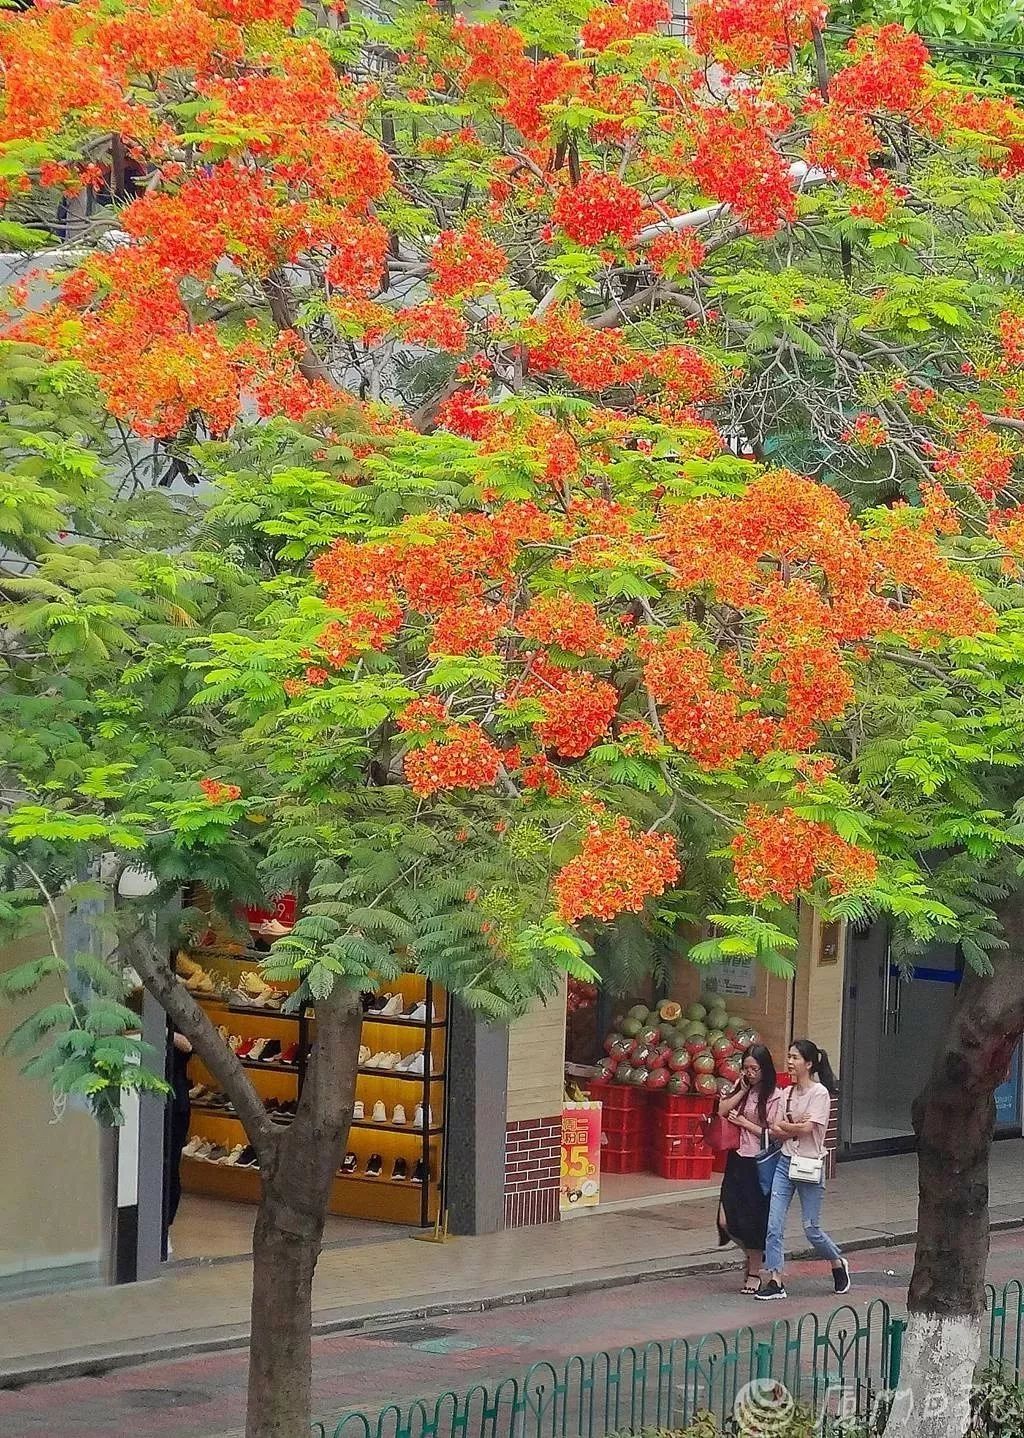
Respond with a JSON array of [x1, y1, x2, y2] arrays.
[[167, 891, 448, 1264]]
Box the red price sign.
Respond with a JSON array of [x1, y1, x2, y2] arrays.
[[560, 1104, 601, 1211]]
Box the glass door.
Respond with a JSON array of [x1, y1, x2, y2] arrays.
[[841, 923, 961, 1154]]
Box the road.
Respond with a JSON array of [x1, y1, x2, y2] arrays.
[[1, 1229, 1022, 1438]]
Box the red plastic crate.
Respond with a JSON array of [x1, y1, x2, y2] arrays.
[[653, 1132, 705, 1157], [601, 1109, 648, 1140], [588, 1080, 648, 1112], [653, 1110, 705, 1140], [651, 1152, 715, 1181], [602, 1146, 650, 1174], [651, 1092, 716, 1117]]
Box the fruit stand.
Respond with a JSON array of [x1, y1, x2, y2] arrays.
[[586, 995, 765, 1189]]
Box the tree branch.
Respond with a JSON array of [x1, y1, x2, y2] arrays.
[[124, 925, 276, 1147]]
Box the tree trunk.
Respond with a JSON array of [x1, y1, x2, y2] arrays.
[[245, 987, 364, 1438], [886, 908, 1024, 1438]]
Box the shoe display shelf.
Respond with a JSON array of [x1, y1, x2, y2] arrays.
[[180, 949, 445, 1228]]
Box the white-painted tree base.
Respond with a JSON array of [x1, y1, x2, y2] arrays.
[[884, 1312, 981, 1438]]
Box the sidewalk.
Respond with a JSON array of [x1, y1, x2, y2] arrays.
[[2, 1141, 1022, 1387]]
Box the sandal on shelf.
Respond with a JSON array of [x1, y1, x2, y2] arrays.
[[741, 1274, 762, 1295]]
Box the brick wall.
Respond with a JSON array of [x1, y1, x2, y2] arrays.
[[503, 1116, 561, 1228]]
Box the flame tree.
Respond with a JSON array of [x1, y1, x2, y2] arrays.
[[5, 1, 1024, 1433]]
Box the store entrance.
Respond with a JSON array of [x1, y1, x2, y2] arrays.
[[840, 922, 960, 1156]]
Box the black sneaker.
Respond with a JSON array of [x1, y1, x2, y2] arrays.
[[755, 1279, 787, 1301], [391, 1157, 408, 1181], [237, 1146, 259, 1168], [833, 1259, 852, 1295], [365, 1153, 383, 1176], [411, 1158, 429, 1184], [340, 1152, 358, 1174]]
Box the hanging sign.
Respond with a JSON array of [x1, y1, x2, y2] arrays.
[[701, 957, 757, 998]]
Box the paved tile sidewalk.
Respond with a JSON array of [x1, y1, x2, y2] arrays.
[[2, 1141, 1022, 1386]]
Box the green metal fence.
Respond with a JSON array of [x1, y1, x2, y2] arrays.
[[313, 1280, 1024, 1438]]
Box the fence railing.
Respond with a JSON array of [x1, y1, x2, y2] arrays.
[[314, 1280, 1024, 1438]]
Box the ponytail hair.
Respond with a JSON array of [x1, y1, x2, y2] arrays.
[[791, 1037, 838, 1095]]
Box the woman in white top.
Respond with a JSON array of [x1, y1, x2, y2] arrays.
[[757, 1039, 851, 1301]]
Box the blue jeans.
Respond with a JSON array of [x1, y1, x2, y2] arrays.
[[765, 1154, 843, 1273]]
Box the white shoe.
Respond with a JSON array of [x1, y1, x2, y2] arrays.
[[363, 1051, 384, 1069], [358, 1045, 370, 1065], [380, 993, 404, 1016], [404, 1052, 426, 1076], [371, 1100, 387, 1123], [352, 1101, 364, 1121], [395, 1051, 417, 1071], [406, 1001, 433, 1022], [220, 1144, 246, 1165], [182, 1136, 205, 1158], [413, 1103, 433, 1128], [377, 1051, 401, 1070], [392, 1104, 407, 1125]]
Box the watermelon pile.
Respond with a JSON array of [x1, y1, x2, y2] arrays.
[[595, 997, 762, 1097]]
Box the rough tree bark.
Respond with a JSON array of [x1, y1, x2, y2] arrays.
[[246, 986, 363, 1438], [126, 927, 363, 1438], [885, 899, 1024, 1438]]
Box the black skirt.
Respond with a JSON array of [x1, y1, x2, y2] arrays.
[[717, 1151, 770, 1251]]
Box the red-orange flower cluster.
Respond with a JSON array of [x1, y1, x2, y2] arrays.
[[199, 778, 242, 804], [554, 818, 680, 922], [731, 807, 877, 902], [404, 723, 504, 798]]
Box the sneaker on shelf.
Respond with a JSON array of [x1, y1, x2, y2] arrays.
[[391, 1158, 408, 1181], [352, 1100, 365, 1121], [377, 1051, 402, 1071], [410, 1159, 429, 1184], [278, 1042, 299, 1065], [246, 1037, 270, 1061], [365, 994, 388, 1013], [371, 1100, 387, 1123], [755, 1280, 788, 1301], [358, 1045, 371, 1065], [405, 1002, 433, 1023], [272, 1101, 297, 1123], [392, 1104, 407, 1126], [237, 1146, 259, 1168], [365, 1153, 383, 1177], [182, 1136, 206, 1158], [239, 970, 273, 1000], [362, 1051, 385, 1069], [340, 1152, 358, 1175], [236, 1038, 258, 1059], [258, 919, 293, 940], [228, 1034, 243, 1054], [188, 1083, 208, 1102], [394, 1052, 417, 1072], [206, 1144, 229, 1163], [380, 993, 404, 1016], [260, 1040, 282, 1063], [220, 1144, 246, 1166], [404, 1052, 426, 1076], [412, 1103, 433, 1128]]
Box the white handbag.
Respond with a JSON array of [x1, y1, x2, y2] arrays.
[[785, 1090, 825, 1184], [788, 1153, 825, 1184]]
